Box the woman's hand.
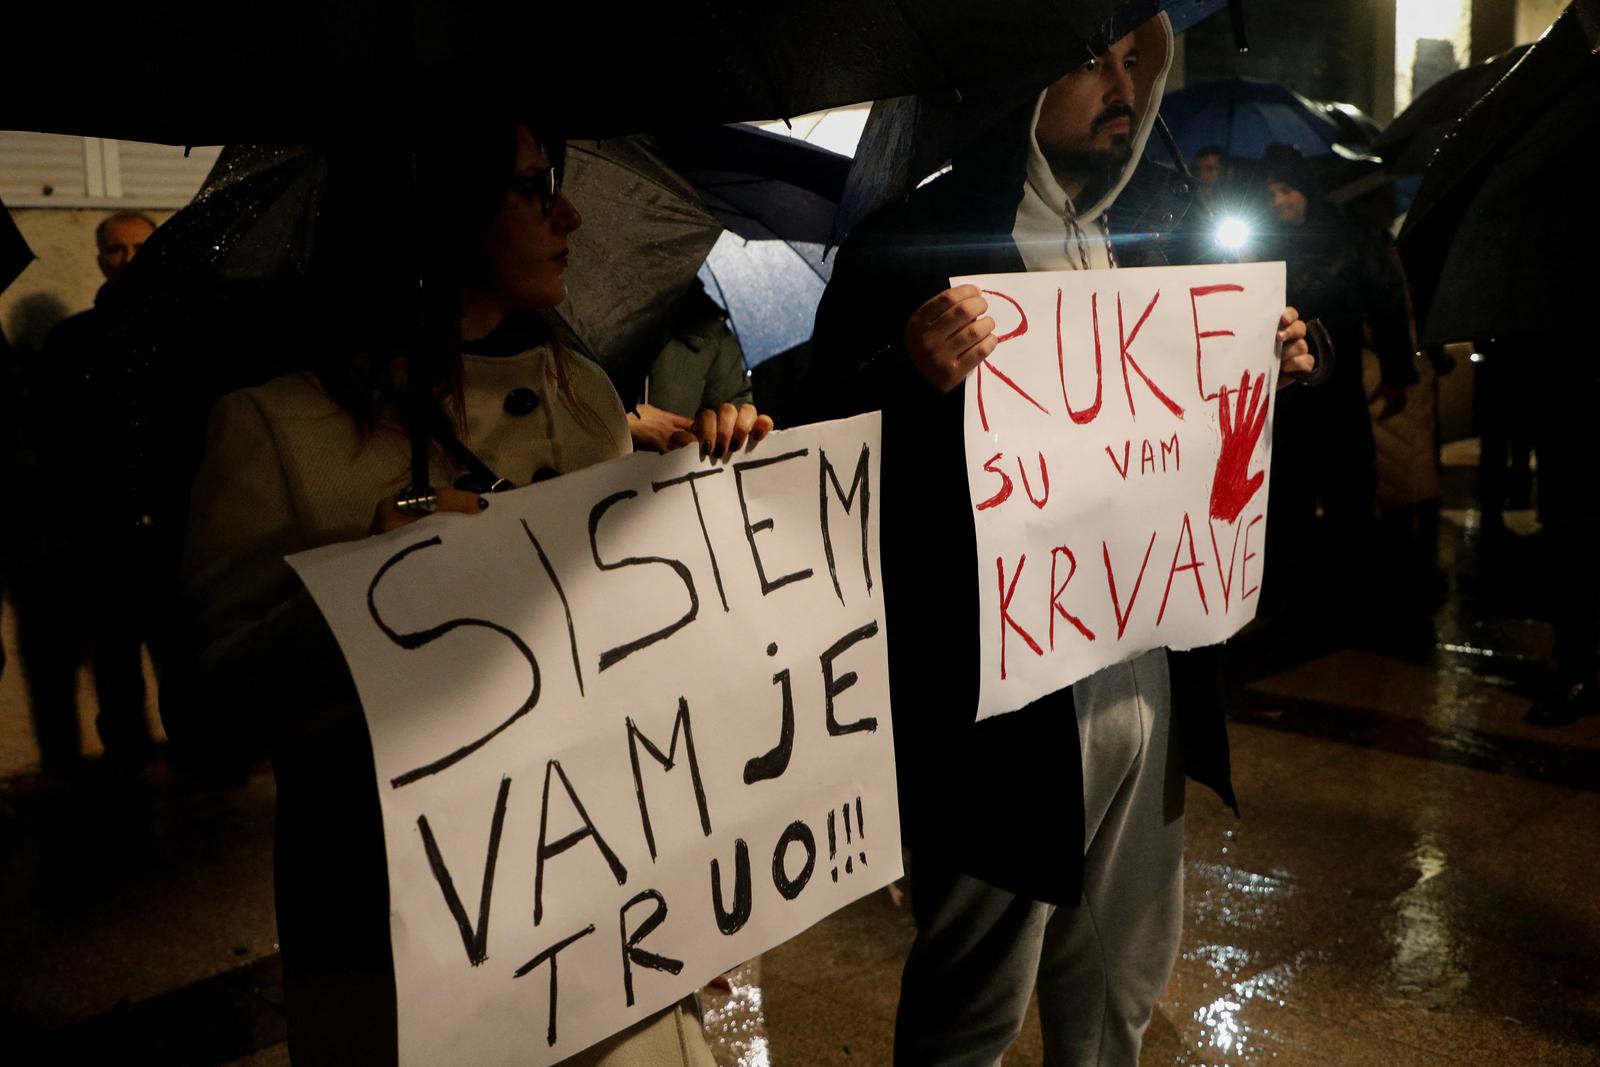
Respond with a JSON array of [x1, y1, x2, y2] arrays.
[[905, 284, 997, 393], [1276, 306, 1314, 387], [628, 403, 697, 453], [686, 402, 774, 460], [370, 486, 490, 535]]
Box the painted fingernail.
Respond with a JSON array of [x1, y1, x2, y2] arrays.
[[478, 496, 490, 510], [713, 444, 725, 459]]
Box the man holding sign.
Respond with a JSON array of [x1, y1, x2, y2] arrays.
[[812, 12, 1317, 1066]]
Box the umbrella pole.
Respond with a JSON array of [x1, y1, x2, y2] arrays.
[[404, 143, 434, 505], [1228, 0, 1249, 53], [1153, 116, 1193, 180]]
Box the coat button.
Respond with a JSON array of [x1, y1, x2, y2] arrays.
[[504, 387, 540, 416]]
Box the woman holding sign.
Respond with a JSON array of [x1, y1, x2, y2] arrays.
[[181, 120, 737, 1065]]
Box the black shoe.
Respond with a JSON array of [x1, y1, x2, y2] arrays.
[[1524, 682, 1600, 727]]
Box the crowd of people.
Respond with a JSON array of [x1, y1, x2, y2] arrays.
[[0, 8, 1591, 1066]]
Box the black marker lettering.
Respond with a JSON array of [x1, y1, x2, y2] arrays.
[[820, 621, 881, 736], [417, 776, 511, 966], [368, 538, 540, 788], [771, 820, 817, 901], [619, 889, 684, 1007], [521, 520, 585, 697], [513, 924, 596, 1047], [818, 444, 873, 606], [652, 468, 730, 613], [535, 760, 627, 926], [744, 643, 794, 783], [733, 449, 814, 595], [710, 839, 752, 936], [626, 697, 713, 862], [590, 490, 699, 672]]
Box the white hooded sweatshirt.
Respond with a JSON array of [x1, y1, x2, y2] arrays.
[[1012, 14, 1175, 273]]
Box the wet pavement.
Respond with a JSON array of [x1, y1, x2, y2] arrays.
[[1, 447, 1597, 1065]]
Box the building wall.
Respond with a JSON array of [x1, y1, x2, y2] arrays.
[[1516, 0, 1568, 41], [1, 131, 211, 353], [1182, 0, 1385, 113]]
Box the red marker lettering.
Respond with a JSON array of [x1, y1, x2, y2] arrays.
[[997, 554, 1044, 679], [1189, 283, 1244, 403]]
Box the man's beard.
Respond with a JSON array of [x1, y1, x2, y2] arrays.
[[1042, 136, 1134, 198]]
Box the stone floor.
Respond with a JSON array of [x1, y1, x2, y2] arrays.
[[1, 466, 1597, 1064]]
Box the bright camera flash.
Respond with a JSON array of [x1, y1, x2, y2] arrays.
[[1215, 216, 1250, 250]]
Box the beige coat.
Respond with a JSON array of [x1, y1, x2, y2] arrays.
[[182, 346, 714, 1067]]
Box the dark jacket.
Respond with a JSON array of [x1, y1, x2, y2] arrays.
[[643, 285, 754, 417], [1261, 202, 1416, 401], [807, 107, 1234, 906]]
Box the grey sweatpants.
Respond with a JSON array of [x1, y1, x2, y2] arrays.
[[894, 651, 1186, 1067]]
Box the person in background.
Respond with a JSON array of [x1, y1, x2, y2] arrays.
[[1191, 143, 1226, 203], [625, 278, 769, 457], [1257, 146, 1417, 634], [12, 211, 160, 775]]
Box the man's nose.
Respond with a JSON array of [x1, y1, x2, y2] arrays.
[[1105, 62, 1134, 103]]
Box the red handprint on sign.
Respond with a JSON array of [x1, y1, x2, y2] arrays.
[[1209, 370, 1268, 524]]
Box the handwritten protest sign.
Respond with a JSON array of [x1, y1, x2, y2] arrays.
[[953, 262, 1286, 721], [287, 414, 897, 1066]]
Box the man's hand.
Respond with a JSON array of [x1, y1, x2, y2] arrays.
[[629, 403, 697, 453], [904, 284, 998, 393], [1370, 383, 1408, 421], [1276, 305, 1313, 387]]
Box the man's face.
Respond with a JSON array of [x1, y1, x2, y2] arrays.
[[96, 217, 155, 283], [1194, 153, 1223, 187], [1267, 180, 1308, 226], [1036, 31, 1141, 186]]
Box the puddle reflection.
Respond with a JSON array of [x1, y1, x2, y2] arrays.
[[1182, 858, 1314, 1064], [1388, 834, 1468, 1003], [702, 961, 772, 1067]]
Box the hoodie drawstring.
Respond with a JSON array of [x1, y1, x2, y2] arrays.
[[1062, 198, 1119, 271]]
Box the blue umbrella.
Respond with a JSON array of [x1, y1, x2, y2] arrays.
[[1160, 78, 1346, 160], [697, 226, 831, 368]]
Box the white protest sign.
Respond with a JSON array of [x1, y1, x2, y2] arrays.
[[287, 414, 897, 1066], [953, 262, 1286, 721]]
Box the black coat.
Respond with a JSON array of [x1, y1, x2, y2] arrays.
[[806, 109, 1235, 905]]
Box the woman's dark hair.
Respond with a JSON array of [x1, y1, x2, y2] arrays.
[[307, 115, 567, 429]]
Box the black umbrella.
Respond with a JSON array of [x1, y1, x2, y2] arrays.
[[1397, 1, 1598, 347], [1375, 44, 1532, 176], [0, 195, 34, 297], [558, 125, 850, 393], [833, 0, 1232, 241], [7, 0, 1142, 146], [123, 125, 849, 403], [7, 0, 1155, 498]]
